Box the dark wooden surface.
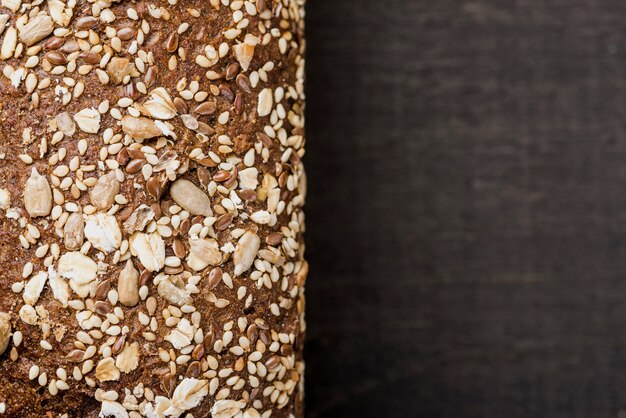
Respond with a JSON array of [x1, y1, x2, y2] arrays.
[[304, 1, 626, 417]]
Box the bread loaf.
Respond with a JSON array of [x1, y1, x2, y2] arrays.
[[0, 0, 307, 416]]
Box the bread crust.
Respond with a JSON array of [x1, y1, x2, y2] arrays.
[[0, 0, 306, 417]]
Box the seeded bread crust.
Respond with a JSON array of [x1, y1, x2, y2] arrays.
[[0, 0, 306, 417]]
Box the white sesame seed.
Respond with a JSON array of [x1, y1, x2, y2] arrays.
[[29, 365, 40, 380]]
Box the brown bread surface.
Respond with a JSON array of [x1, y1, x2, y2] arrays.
[[0, 0, 306, 417]]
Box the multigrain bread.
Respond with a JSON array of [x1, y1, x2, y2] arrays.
[[0, 0, 307, 417]]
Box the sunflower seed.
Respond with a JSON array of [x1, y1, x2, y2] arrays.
[[64, 212, 84, 250], [121, 116, 162, 140], [24, 168, 52, 217], [106, 57, 134, 85], [55, 112, 75, 136], [0, 312, 11, 355], [169, 179, 212, 217], [19, 15, 54, 47], [233, 231, 260, 276], [117, 260, 139, 307], [90, 171, 120, 211]]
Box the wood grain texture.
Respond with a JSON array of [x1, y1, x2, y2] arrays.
[[305, 1, 626, 417]]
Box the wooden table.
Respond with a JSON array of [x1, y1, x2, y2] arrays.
[[304, 1, 626, 417]]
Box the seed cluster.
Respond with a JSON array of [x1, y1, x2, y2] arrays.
[[0, 0, 306, 417]]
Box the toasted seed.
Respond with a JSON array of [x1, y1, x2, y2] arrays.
[[116, 148, 130, 166], [107, 57, 134, 85], [0, 312, 11, 355], [19, 15, 54, 47], [194, 101, 216, 115], [257, 88, 273, 117], [117, 27, 135, 41], [196, 122, 214, 137], [94, 301, 111, 316], [146, 176, 164, 200], [0, 27, 17, 60], [266, 232, 283, 246], [55, 112, 76, 136], [46, 51, 67, 65], [157, 279, 191, 307], [79, 51, 101, 65], [172, 239, 186, 258], [265, 355, 281, 370], [144, 66, 158, 87], [76, 16, 98, 30], [129, 232, 165, 273], [24, 168, 52, 217], [192, 344, 205, 361], [197, 168, 211, 188], [234, 93, 244, 115], [126, 159, 145, 174], [169, 179, 212, 217], [215, 213, 234, 231], [111, 335, 126, 355], [239, 189, 257, 201], [233, 231, 260, 276], [247, 324, 258, 344], [161, 373, 176, 396], [64, 212, 84, 250], [208, 267, 222, 289], [74, 108, 101, 134], [257, 132, 274, 148], [121, 116, 162, 140], [173, 97, 188, 114], [66, 349, 85, 362], [60, 39, 79, 54], [236, 74, 252, 93], [185, 361, 201, 378], [122, 151, 141, 165], [44, 36, 64, 50], [213, 170, 231, 182], [0, 15, 8, 37], [117, 260, 139, 307], [220, 84, 235, 103], [166, 32, 179, 53], [95, 280, 111, 301], [225, 62, 240, 80], [90, 171, 120, 211], [140, 269, 152, 287], [187, 238, 221, 271]]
